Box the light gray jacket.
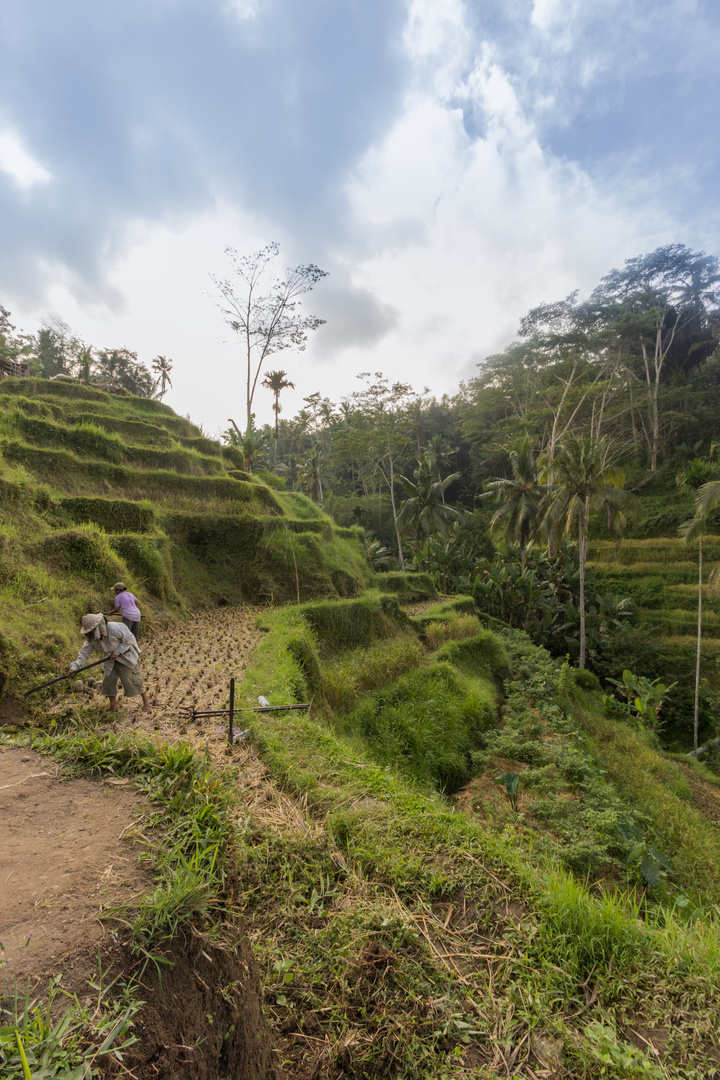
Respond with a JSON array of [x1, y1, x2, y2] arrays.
[[70, 622, 141, 674]]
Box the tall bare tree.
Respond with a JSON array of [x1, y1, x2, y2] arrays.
[[211, 243, 327, 436]]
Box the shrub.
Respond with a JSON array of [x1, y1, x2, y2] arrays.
[[574, 668, 601, 691]]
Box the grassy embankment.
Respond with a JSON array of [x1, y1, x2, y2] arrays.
[[227, 593, 720, 1077], [11, 593, 720, 1076]]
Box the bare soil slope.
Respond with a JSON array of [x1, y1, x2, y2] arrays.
[[0, 746, 147, 997]]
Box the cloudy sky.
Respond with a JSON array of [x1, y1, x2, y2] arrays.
[[1, 0, 719, 434]]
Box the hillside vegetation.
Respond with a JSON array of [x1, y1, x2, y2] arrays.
[[3, 375, 720, 1079], [0, 376, 376, 693]]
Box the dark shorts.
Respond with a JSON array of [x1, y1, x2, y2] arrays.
[[122, 617, 140, 641], [101, 661, 144, 698]]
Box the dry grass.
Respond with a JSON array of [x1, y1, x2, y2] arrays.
[[424, 614, 481, 649]]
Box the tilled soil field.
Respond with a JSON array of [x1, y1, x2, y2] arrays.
[[113, 606, 264, 754], [114, 605, 315, 835]]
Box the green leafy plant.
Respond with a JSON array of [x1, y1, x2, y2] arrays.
[[606, 669, 677, 730], [584, 1020, 665, 1078], [616, 815, 673, 889], [494, 771, 521, 811]]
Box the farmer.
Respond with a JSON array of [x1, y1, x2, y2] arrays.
[[110, 581, 142, 641], [68, 613, 150, 712]]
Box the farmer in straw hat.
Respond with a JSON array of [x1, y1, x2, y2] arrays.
[[68, 613, 151, 712]]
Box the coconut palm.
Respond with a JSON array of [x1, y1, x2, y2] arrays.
[[262, 369, 295, 440], [541, 434, 638, 668], [397, 458, 463, 566], [678, 457, 720, 753], [425, 434, 457, 501], [480, 437, 542, 573], [151, 355, 174, 400], [299, 446, 327, 504], [76, 345, 94, 384]]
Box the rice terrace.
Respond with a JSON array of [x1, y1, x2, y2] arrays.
[[4, 310, 720, 1080]]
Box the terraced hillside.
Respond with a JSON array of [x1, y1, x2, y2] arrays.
[[588, 535, 720, 744], [589, 535, 720, 653], [0, 376, 378, 694]]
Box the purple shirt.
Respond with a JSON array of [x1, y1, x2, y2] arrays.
[[115, 591, 141, 621]]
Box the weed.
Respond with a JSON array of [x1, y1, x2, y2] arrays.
[[0, 971, 141, 1080]]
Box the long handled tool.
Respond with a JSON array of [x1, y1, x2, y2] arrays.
[[24, 657, 109, 699]]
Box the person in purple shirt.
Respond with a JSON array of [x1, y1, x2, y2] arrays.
[[111, 582, 142, 641]]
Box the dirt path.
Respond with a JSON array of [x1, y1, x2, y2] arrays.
[[0, 746, 148, 998]]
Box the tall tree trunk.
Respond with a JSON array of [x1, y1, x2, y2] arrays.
[[578, 495, 590, 669], [650, 380, 660, 473], [387, 451, 405, 571], [695, 535, 703, 754], [629, 382, 638, 447]]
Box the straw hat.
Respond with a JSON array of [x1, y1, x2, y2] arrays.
[[80, 613, 105, 635], [112, 582, 127, 592]]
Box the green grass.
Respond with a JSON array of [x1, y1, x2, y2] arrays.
[[580, 704, 720, 904], [0, 383, 380, 693], [235, 605, 720, 1077]]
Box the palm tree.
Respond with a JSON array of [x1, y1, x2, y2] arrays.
[[480, 437, 542, 572], [151, 355, 174, 400], [425, 434, 457, 502], [678, 457, 720, 753], [262, 369, 295, 441], [541, 434, 637, 668], [397, 458, 463, 566], [299, 446, 326, 504], [76, 345, 94, 384]]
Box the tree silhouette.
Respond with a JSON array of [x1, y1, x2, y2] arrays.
[[151, 355, 174, 400], [262, 369, 295, 440], [211, 243, 327, 436], [397, 458, 462, 566]]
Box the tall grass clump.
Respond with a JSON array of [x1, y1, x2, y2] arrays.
[[424, 612, 482, 648], [298, 593, 408, 654], [322, 638, 424, 714], [343, 662, 497, 793]]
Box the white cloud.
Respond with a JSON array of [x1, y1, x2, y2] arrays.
[[338, 35, 676, 397], [0, 128, 51, 190], [222, 0, 259, 22]]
